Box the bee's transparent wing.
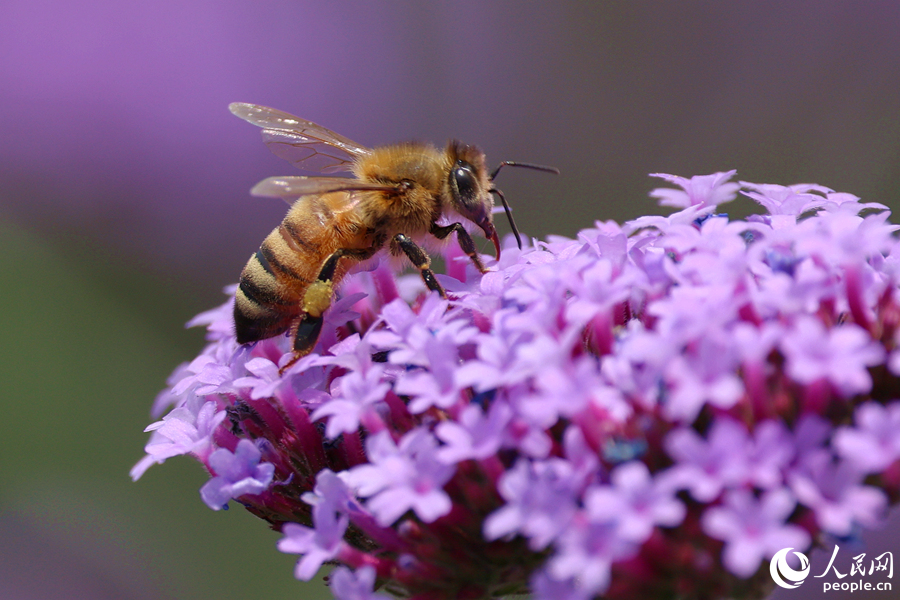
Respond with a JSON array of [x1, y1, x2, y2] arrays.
[[230, 103, 370, 173], [250, 176, 399, 205]]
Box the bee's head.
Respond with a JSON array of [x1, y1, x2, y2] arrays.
[[446, 141, 500, 258]]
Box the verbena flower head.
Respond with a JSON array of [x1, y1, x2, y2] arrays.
[[134, 171, 900, 600]]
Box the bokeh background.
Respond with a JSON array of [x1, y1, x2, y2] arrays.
[[2, 1, 900, 598]]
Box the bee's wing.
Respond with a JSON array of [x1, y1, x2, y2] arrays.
[[250, 176, 399, 205], [230, 103, 370, 173]]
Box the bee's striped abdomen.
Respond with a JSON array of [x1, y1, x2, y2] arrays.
[[233, 232, 312, 344], [232, 193, 372, 350]]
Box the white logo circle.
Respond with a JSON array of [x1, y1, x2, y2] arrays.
[[770, 548, 810, 589]]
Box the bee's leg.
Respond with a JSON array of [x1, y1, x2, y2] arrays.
[[393, 233, 447, 298], [281, 247, 377, 373], [430, 223, 487, 273]]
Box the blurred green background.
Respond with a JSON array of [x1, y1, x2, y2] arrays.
[[0, 218, 306, 598], [3, 2, 900, 599]]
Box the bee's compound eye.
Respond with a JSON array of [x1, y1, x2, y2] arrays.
[[452, 160, 477, 202]]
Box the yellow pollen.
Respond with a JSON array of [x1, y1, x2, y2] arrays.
[[303, 280, 334, 317]]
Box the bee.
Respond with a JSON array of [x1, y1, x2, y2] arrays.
[[229, 102, 557, 369]]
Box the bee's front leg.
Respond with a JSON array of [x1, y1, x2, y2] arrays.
[[393, 233, 447, 298], [430, 222, 487, 273]]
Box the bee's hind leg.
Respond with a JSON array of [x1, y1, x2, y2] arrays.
[[393, 233, 447, 298], [280, 247, 376, 374]]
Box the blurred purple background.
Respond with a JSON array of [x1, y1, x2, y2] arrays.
[[5, 2, 900, 296], [2, 2, 900, 599]]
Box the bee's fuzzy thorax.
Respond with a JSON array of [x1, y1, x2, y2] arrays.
[[354, 142, 445, 190]]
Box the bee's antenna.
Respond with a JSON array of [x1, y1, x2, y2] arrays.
[[489, 161, 558, 250], [490, 187, 522, 250], [490, 161, 560, 181]]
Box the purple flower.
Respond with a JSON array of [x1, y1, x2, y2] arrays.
[[795, 208, 897, 267], [599, 323, 668, 410], [131, 398, 225, 480], [623, 203, 711, 237], [530, 570, 593, 600], [518, 353, 608, 428], [584, 461, 685, 544], [150, 361, 193, 417], [199, 439, 275, 510], [484, 458, 580, 550], [740, 182, 830, 216], [365, 295, 459, 357], [664, 418, 752, 502], [731, 321, 784, 365], [780, 316, 884, 396], [564, 258, 633, 325], [278, 502, 349, 580], [833, 402, 900, 472], [788, 450, 886, 536], [649, 170, 739, 208], [434, 401, 512, 463], [329, 567, 392, 600], [454, 326, 545, 393], [745, 420, 795, 490], [341, 429, 455, 526], [749, 258, 833, 318], [791, 413, 833, 456], [301, 469, 365, 516], [311, 365, 390, 439], [702, 488, 811, 577], [184, 285, 238, 342], [135, 171, 900, 600], [562, 425, 602, 491], [232, 356, 290, 400], [171, 353, 235, 397], [662, 334, 744, 422], [648, 282, 743, 344], [544, 514, 638, 596], [392, 333, 467, 413]]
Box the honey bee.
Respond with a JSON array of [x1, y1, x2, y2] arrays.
[[229, 102, 557, 369]]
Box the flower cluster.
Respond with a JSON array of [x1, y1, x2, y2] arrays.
[[134, 171, 900, 600]]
